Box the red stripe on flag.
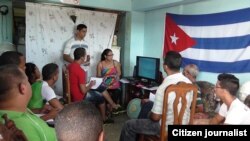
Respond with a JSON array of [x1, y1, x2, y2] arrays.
[[163, 15, 196, 57]]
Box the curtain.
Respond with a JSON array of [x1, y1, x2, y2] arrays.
[[26, 2, 117, 94]]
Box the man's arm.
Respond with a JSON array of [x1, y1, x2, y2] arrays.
[[79, 81, 95, 95], [209, 114, 225, 124], [40, 108, 59, 121], [48, 98, 64, 110], [63, 54, 74, 63], [83, 55, 90, 66], [150, 112, 162, 122]]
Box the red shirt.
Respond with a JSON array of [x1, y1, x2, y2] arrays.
[[68, 62, 86, 102]]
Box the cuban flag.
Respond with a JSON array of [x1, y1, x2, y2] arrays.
[[163, 8, 250, 73]]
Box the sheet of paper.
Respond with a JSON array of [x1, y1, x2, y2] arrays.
[[120, 78, 129, 83], [142, 86, 159, 91], [35, 114, 54, 122], [89, 77, 103, 89], [149, 92, 156, 102]]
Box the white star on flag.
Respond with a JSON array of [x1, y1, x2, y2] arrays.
[[170, 33, 179, 45]]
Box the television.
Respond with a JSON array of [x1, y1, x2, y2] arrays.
[[136, 56, 160, 84]]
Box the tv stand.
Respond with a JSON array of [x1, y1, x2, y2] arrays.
[[140, 79, 157, 88], [121, 77, 159, 105]]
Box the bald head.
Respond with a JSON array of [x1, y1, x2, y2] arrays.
[[55, 101, 103, 141]]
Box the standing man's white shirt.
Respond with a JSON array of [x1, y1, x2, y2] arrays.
[[63, 37, 90, 72], [151, 73, 192, 130], [41, 81, 57, 101]]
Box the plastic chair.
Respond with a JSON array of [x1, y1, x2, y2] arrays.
[[139, 82, 198, 141]]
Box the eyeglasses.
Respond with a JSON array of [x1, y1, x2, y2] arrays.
[[107, 54, 114, 56]]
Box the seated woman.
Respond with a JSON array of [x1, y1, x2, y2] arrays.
[[25, 63, 41, 84], [97, 49, 122, 114], [25, 63, 61, 121]]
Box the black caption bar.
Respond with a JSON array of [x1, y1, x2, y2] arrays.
[[168, 125, 249, 141]]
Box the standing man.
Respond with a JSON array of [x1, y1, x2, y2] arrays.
[[120, 51, 192, 141], [63, 24, 90, 75]]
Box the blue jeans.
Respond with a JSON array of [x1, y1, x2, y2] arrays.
[[119, 118, 161, 141], [85, 90, 105, 105], [138, 101, 154, 119]]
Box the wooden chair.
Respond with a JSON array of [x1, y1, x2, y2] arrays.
[[139, 82, 198, 141], [62, 64, 71, 104]]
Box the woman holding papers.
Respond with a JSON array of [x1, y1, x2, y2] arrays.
[[97, 49, 122, 114]]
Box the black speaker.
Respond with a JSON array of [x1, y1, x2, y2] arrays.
[[133, 65, 137, 78], [0, 5, 8, 15]]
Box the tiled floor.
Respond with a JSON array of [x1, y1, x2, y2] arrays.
[[104, 113, 129, 141]]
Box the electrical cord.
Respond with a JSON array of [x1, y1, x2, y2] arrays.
[[5, 14, 7, 40], [1, 15, 3, 41], [1, 14, 8, 40]]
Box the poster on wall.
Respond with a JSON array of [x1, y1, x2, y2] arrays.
[[60, 0, 80, 5]]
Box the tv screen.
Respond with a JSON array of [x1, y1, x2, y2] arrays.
[[136, 56, 160, 83]]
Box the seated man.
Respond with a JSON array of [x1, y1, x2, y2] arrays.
[[183, 64, 218, 118], [68, 48, 113, 123], [138, 64, 200, 119], [0, 64, 57, 141], [55, 101, 104, 141], [213, 73, 249, 124], [41, 63, 64, 110], [209, 77, 250, 124], [28, 63, 63, 121], [120, 51, 192, 141], [0, 51, 26, 71]]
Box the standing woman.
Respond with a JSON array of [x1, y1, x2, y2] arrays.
[[97, 49, 122, 106]]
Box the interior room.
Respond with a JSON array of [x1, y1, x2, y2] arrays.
[[1, 0, 250, 141]]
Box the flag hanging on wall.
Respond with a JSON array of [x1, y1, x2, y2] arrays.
[[163, 8, 250, 73]]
